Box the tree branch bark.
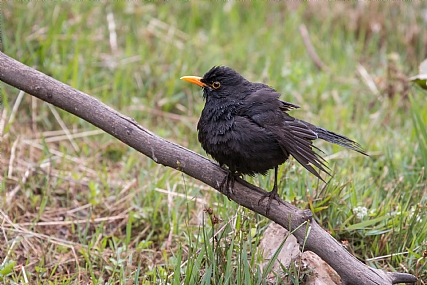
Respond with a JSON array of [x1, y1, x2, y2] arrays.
[[0, 52, 417, 285]]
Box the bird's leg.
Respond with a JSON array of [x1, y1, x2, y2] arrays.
[[258, 166, 285, 214], [219, 167, 237, 200]]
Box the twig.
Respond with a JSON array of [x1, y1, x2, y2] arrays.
[[21, 265, 29, 284], [71, 246, 81, 282], [1, 239, 17, 267], [7, 166, 33, 204], [29, 128, 86, 138], [66, 204, 92, 214], [0, 107, 8, 141], [47, 103, 80, 152], [28, 129, 104, 144], [357, 63, 382, 100], [7, 136, 19, 178], [366, 251, 409, 261], [31, 96, 37, 132], [16, 214, 127, 226], [114, 177, 138, 198], [154, 187, 217, 207], [299, 24, 330, 73], [8, 90, 25, 125]]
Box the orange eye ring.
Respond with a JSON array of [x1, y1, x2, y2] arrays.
[[211, 81, 221, 89]]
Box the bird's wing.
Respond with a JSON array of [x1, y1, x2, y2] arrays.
[[237, 88, 329, 180], [277, 115, 330, 181]]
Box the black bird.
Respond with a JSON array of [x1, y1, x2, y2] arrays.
[[181, 66, 367, 212]]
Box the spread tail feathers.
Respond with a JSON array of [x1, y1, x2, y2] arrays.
[[314, 127, 368, 156], [282, 118, 368, 182]]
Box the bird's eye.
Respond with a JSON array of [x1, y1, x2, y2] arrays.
[[211, 81, 221, 89]]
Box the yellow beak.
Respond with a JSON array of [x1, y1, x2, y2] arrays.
[[180, 76, 207, 88]]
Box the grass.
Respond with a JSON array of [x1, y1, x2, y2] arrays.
[[1, 1, 426, 284]]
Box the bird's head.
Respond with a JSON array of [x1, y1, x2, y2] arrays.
[[181, 66, 248, 99]]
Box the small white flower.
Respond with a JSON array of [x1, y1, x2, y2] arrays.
[[353, 206, 368, 220]]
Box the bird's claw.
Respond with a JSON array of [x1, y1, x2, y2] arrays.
[[219, 171, 236, 200], [258, 190, 285, 215]]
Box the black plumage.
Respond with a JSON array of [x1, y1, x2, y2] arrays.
[[181, 66, 367, 213]]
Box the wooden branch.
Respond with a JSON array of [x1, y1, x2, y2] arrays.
[[0, 52, 417, 285]]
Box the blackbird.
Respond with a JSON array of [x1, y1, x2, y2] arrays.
[[181, 66, 367, 212]]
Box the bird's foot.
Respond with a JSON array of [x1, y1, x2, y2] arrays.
[[219, 169, 238, 200], [258, 189, 284, 215]]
